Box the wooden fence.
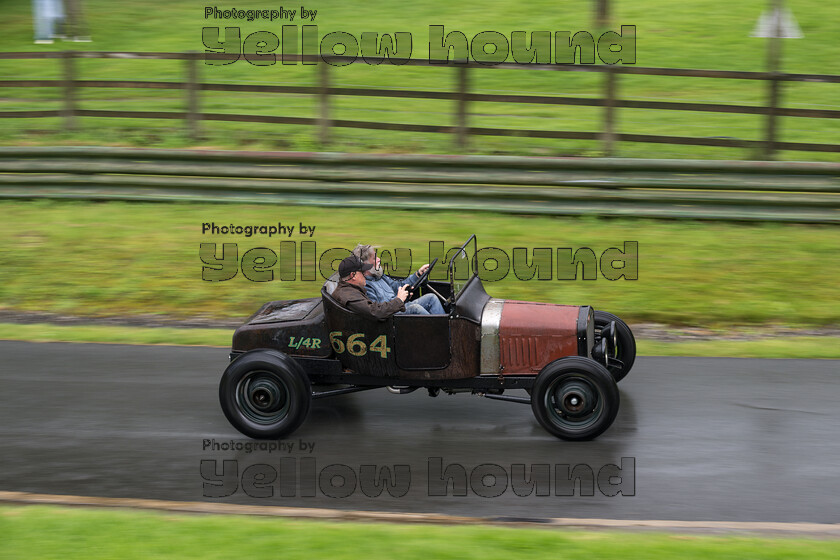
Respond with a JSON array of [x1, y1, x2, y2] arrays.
[[0, 51, 839, 159]]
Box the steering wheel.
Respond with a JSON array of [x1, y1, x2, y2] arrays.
[[407, 258, 438, 293]]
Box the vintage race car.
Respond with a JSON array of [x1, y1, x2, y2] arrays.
[[220, 235, 635, 441]]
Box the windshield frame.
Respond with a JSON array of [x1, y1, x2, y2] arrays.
[[447, 234, 478, 300]]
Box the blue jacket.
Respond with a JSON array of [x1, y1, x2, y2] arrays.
[[365, 272, 419, 303]]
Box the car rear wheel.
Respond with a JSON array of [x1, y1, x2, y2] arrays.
[[531, 357, 619, 441], [594, 310, 636, 383], [219, 349, 311, 439]]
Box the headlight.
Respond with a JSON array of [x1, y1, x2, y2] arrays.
[[601, 321, 617, 358], [592, 337, 609, 367]]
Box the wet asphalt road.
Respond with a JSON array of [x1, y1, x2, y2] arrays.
[[0, 340, 838, 523]]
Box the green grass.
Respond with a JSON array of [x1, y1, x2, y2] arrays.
[[1, 199, 839, 328], [0, 323, 230, 346], [637, 337, 840, 359], [2, 323, 839, 359], [1, 505, 838, 560], [0, 0, 838, 160]]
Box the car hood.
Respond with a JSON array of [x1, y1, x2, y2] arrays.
[[480, 299, 589, 375]]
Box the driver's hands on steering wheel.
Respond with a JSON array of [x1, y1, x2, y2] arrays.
[[417, 263, 430, 276], [396, 284, 410, 302], [407, 258, 438, 293]]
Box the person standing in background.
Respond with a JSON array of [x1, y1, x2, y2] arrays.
[[33, 0, 90, 44], [32, 0, 65, 44]]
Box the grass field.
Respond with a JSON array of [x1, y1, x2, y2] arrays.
[[1, 199, 838, 328], [1, 505, 838, 560], [3, 323, 840, 358], [0, 0, 838, 159]]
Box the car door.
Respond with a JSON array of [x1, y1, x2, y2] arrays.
[[322, 287, 398, 376], [392, 314, 451, 370]]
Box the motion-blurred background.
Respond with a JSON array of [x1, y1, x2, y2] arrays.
[[1, 0, 838, 342], [2, 0, 839, 158]]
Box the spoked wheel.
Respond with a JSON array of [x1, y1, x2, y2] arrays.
[[594, 310, 636, 383], [219, 350, 311, 439], [531, 357, 619, 441]]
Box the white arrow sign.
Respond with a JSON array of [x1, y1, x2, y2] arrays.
[[751, 6, 803, 38]]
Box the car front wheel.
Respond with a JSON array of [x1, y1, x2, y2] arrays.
[[531, 357, 619, 441]]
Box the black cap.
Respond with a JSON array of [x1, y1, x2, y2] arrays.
[[339, 256, 373, 278]]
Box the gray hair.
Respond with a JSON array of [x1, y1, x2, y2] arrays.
[[352, 244, 376, 262]]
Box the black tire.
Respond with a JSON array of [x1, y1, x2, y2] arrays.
[[219, 349, 311, 439], [595, 310, 636, 383], [531, 356, 619, 441]]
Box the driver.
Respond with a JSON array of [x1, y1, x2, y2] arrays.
[[332, 256, 409, 320], [352, 244, 445, 315]]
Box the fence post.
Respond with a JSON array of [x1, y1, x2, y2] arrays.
[[595, 0, 611, 28], [761, 0, 784, 160], [762, 75, 781, 160], [61, 51, 77, 131], [602, 66, 617, 157], [318, 62, 330, 145], [455, 66, 469, 150], [185, 51, 200, 141]]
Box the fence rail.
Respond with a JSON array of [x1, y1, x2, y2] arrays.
[[1, 52, 839, 158], [0, 147, 838, 223]]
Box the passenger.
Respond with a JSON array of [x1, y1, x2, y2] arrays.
[[352, 244, 446, 315], [331, 256, 408, 321]]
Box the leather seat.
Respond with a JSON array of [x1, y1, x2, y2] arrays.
[[323, 272, 339, 296]]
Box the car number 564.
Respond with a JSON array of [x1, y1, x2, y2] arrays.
[[329, 331, 391, 358]]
